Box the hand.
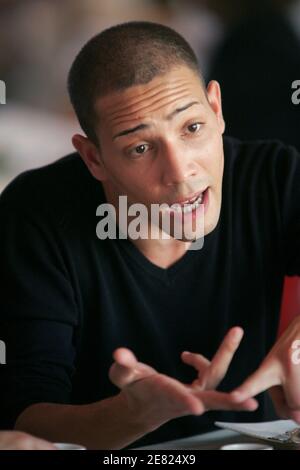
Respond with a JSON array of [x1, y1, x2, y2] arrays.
[[182, 325, 246, 391], [109, 327, 258, 431], [0, 431, 56, 450], [230, 317, 300, 423]]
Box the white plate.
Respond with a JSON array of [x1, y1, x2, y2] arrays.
[[54, 442, 86, 450], [215, 420, 300, 446]]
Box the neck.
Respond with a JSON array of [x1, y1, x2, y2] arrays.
[[130, 236, 191, 269], [101, 183, 192, 269]]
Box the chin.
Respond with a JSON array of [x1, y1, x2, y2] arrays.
[[204, 211, 221, 236]]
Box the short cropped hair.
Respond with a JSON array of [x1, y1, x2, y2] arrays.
[[68, 21, 203, 145]]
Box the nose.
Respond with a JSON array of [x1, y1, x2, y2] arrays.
[[160, 140, 197, 186]]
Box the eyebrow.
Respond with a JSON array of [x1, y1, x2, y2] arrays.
[[112, 101, 201, 140]]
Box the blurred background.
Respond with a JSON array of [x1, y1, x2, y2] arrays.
[[0, 0, 300, 191]]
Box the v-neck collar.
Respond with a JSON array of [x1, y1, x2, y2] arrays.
[[117, 228, 218, 284]]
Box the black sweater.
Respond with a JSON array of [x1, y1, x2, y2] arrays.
[[0, 137, 299, 448]]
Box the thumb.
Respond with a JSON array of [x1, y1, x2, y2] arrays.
[[113, 347, 138, 368], [231, 363, 279, 402], [109, 348, 139, 388], [268, 385, 291, 419], [269, 386, 300, 424], [109, 348, 156, 389]]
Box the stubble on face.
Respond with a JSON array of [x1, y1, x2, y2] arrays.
[[93, 66, 225, 244]]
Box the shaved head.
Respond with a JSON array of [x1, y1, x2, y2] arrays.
[[68, 21, 204, 145]]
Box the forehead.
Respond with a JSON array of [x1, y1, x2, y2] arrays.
[[96, 66, 206, 130]]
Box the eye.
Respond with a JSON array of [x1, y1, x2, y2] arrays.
[[135, 144, 147, 154], [187, 122, 201, 133], [130, 143, 150, 157]]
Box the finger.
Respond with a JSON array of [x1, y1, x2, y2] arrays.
[[195, 390, 259, 412], [287, 410, 300, 424], [231, 363, 280, 402], [4, 432, 57, 450], [181, 352, 210, 390], [284, 384, 300, 411], [181, 351, 210, 379], [33, 439, 57, 450], [268, 386, 290, 419], [109, 348, 156, 389], [204, 327, 244, 390], [269, 386, 300, 423], [147, 373, 206, 417], [109, 348, 139, 388], [113, 347, 138, 368], [181, 351, 210, 371], [109, 362, 135, 389], [283, 366, 300, 410]]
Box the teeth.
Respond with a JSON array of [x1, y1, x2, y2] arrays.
[[171, 192, 204, 213], [183, 194, 198, 204]]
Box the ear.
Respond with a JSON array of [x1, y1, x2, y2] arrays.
[[206, 80, 225, 134], [72, 134, 108, 182]]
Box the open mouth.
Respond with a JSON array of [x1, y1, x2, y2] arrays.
[[168, 188, 208, 214]]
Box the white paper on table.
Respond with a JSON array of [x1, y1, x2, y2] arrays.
[[215, 420, 300, 444]]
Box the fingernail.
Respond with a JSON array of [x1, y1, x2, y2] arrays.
[[232, 327, 243, 340]]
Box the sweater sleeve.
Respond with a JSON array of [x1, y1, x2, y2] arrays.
[[0, 189, 79, 428]]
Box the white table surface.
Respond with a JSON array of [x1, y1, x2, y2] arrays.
[[135, 429, 261, 450]]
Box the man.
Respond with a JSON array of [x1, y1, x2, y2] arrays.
[[0, 431, 55, 450], [0, 21, 299, 449]]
